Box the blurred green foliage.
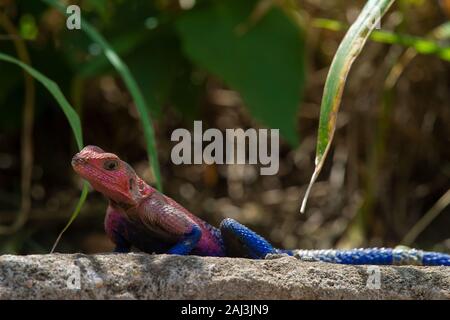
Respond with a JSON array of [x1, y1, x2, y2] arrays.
[[177, 0, 305, 145], [19, 14, 38, 40], [0, 0, 305, 145]]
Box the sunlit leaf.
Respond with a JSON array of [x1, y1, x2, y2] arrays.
[[314, 19, 450, 62], [301, 0, 396, 213]]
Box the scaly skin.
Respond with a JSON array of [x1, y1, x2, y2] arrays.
[[72, 146, 450, 266]]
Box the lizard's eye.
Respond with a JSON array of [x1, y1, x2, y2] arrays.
[[103, 159, 119, 171]]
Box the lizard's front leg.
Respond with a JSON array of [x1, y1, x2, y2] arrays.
[[166, 225, 202, 255], [105, 204, 132, 253], [136, 192, 203, 255]]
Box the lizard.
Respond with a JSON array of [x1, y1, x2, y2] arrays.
[[71, 145, 450, 266]]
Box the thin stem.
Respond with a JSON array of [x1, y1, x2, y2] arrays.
[[0, 11, 35, 235]]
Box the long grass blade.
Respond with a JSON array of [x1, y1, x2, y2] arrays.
[[0, 52, 88, 250], [50, 182, 89, 253], [0, 52, 83, 149], [300, 0, 396, 213], [313, 18, 450, 62], [42, 0, 163, 191]]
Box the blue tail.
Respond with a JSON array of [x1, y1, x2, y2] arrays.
[[219, 218, 450, 266], [292, 248, 450, 266]]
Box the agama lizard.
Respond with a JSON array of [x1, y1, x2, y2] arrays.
[[72, 145, 450, 266]]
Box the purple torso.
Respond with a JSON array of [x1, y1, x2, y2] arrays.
[[104, 203, 225, 256]]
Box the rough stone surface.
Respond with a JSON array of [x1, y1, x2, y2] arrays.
[[0, 253, 449, 299]]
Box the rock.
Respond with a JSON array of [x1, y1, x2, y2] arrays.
[[0, 253, 449, 299]]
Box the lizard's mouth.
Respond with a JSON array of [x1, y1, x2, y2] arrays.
[[71, 155, 101, 183]]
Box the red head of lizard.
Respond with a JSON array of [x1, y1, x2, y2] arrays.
[[72, 145, 152, 208]]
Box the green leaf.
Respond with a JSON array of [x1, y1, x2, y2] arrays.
[[176, 0, 305, 146], [301, 0, 396, 213], [76, 31, 148, 77], [313, 18, 450, 62], [125, 32, 188, 118]]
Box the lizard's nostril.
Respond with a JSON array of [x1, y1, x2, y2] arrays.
[[71, 155, 85, 167]]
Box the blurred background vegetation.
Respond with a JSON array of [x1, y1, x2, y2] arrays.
[[0, 0, 449, 255]]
